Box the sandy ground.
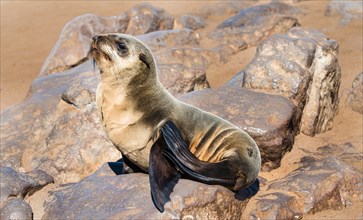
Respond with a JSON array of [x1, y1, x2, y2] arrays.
[[1, 1, 362, 219]]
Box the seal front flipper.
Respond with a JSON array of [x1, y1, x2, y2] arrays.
[[161, 121, 236, 188], [149, 136, 181, 213]]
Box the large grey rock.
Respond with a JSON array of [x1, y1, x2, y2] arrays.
[[301, 142, 363, 174], [137, 29, 200, 52], [244, 156, 362, 219], [243, 27, 341, 136], [177, 85, 296, 171], [40, 3, 176, 76], [244, 191, 303, 220], [125, 3, 174, 35], [40, 13, 129, 75], [158, 64, 209, 95], [347, 72, 363, 114], [173, 14, 205, 30], [42, 163, 249, 219], [210, 2, 299, 50], [0, 198, 33, 220], [0, 167, 53, 206], [1, 62, 121, 184], [155, 47, 218, 71], [325, 0, 363, 25]]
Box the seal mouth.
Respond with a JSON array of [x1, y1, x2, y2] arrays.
[[90, 36, 112, 62]]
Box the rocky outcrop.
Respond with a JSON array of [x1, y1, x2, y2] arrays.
[[1, 62, 121, 184], [42, 163, 249, 219], [125, 3, 174, 35], [243, 27, 341, 136], [244, 156, 362, 219], [137, 29, 200, 51], [0, 167, 53, 220], [347, 72, 363, 114], [210, 2, 299, 51], [0, 167, 53, 206], [177, 85, 296, 171], [173, 14, 205, 30], [40, 3, 175, 76], [325, 0, 363, 26], [0, 198, 33, 220]]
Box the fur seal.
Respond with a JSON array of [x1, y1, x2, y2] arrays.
[[91, 33, 261, 212]]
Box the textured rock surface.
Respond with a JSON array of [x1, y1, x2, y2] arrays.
[[125, 3, 174, 35], [210, 2, 299, 49], [42, 163, 248, 219], [40, 3, 175, 76], [347, 72, 363, 114], [244, 191, 303, 220], [39, 13, 128, 75], [137, 29, 200, 52], [0, 167, 36, 205], [158, 64, 209, 95], [177, 85, 296, 171], [245, 156, 362, 219], [0, 62, 120, 184], [325, 0, 363, 25], [0, 166, 53, 207], [173, 14, 205, 30], [299, 39, 341, 136], [243, 27, 341, 136], [0, 166, 54, 220], [0, 198, 33, 220]]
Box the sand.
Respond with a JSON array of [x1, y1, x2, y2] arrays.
[[1, 1, 362, 219]]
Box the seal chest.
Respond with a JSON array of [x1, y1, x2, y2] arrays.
[[91, 33, 261, 212]]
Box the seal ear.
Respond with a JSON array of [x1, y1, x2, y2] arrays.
[[139, 53, 151, 69], [149, 134, 180, 213]]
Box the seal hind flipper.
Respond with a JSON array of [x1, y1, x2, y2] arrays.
[[234, 178, 260, 200], [149, 136, 181, 213], [161, 121, 236, 188]]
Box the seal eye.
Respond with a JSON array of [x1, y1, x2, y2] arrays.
[[116, 42, 128, 54]]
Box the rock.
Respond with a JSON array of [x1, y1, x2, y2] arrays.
[[245, 156, 362, 219], [243, 27, 341, 136], [1, 61, 121, 184], [137, 29, 200, 52], [158, 64, 209, 95], [0, 198, 33, 220], [155, 47, 218, 71], [347, 72, 363, 114], [26, 169, 54, 187], [269, 157, 362, 213], [125, 3, 174, 35], [40, 3, 175, 76], [40, 13, 129, 75], [0, 167, 52, 206], [301, 142, 363, 173], [299, 38, 341, 136], [244, 191, 303, 220], [173, 14, 205, 30], [197, 1, 252, 18], [325, 0, 363, 25], [42, 163, 248, 219], [177, 85, 296, 171], [210, 2, 299, 50], [0, 167, 36, 205]]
